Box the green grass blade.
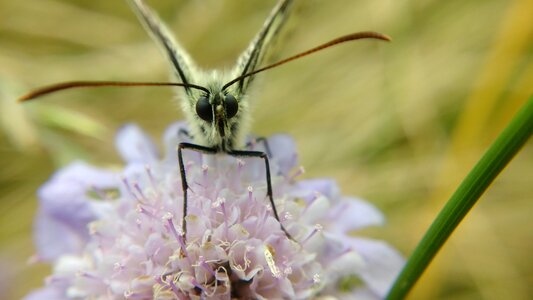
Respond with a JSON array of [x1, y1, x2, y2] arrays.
[[385, 96, 533, 300]]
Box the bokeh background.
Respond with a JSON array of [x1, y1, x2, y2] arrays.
[[1, 0, 531, 299]]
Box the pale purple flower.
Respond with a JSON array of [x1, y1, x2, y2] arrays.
[[25, 122, 403, 300]]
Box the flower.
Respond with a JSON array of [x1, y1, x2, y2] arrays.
[[25, 122, 404, 300]]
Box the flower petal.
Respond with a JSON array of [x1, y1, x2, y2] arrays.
[[328, 197, 385, 233], [38, 162, 116, 224], [34, 208, 87, 261], [23, 286, 66, 300], [345, 237, 405, 298], [229, 240, 264, 281], [267, 134, 298, 175], [251, 275, 295, 300], [35, 162, 116, 259], [162, 121, 189, 163], [292, 178, 340, 202], [300, 195, 331, 225], [115, 124, 158, 163]]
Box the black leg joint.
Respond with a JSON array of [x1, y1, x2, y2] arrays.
[[246, 137, 272, 157], [177, 142, 218, 242], [228, 149, 294, 241]]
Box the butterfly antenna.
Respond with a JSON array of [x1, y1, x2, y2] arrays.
[[222, 31, 391, 91], [18, 81, 210, 102]]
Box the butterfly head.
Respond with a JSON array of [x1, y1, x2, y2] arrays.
[[180, 77, 249, 152], [195, 90, 238, 137]]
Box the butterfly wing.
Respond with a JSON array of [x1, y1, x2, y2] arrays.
[[233, 0, 294, 95], [127, 0, 197, 96]]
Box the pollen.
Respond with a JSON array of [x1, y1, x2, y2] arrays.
[[264, 246, 281, 278]]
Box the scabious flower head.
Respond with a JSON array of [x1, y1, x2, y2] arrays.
[[25, 122, 403, 300]]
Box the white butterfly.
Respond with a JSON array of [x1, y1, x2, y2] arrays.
[[127, 0, 294, 152], [127, 0, 296, 239], [20, 0, 390, 241]]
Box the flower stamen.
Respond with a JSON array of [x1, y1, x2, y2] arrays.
[[247, 186, 254, 201], [121, 176, 139, 201], [289, 166, 306, 181], [302, 224, 323, 244], [163, 213, 189, 260], [145, 164, 157, 189], [133, 182, 147, 201]]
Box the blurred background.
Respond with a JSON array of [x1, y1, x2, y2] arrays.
[[0, 0, 531, 299]]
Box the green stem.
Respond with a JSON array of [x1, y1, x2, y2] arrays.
[[385, 96, 533, 300]]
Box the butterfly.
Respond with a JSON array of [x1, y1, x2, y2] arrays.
[[19, 0, 390, 241]]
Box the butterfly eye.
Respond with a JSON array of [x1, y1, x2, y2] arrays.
[[225, 94, 238, 119], [196, 96, 213, 122]]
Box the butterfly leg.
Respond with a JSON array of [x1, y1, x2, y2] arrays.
[[177, 142, 218, 241], [228, 149, 294, 241], [178, 128, 192, 140], [245, 137, 272, 157]]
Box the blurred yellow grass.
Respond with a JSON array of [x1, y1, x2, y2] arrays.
[[0, 0, 531, 299]]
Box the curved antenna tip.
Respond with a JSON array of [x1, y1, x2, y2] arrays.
[[351, 31, 392, 42], [18, 94, 33, 102]]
